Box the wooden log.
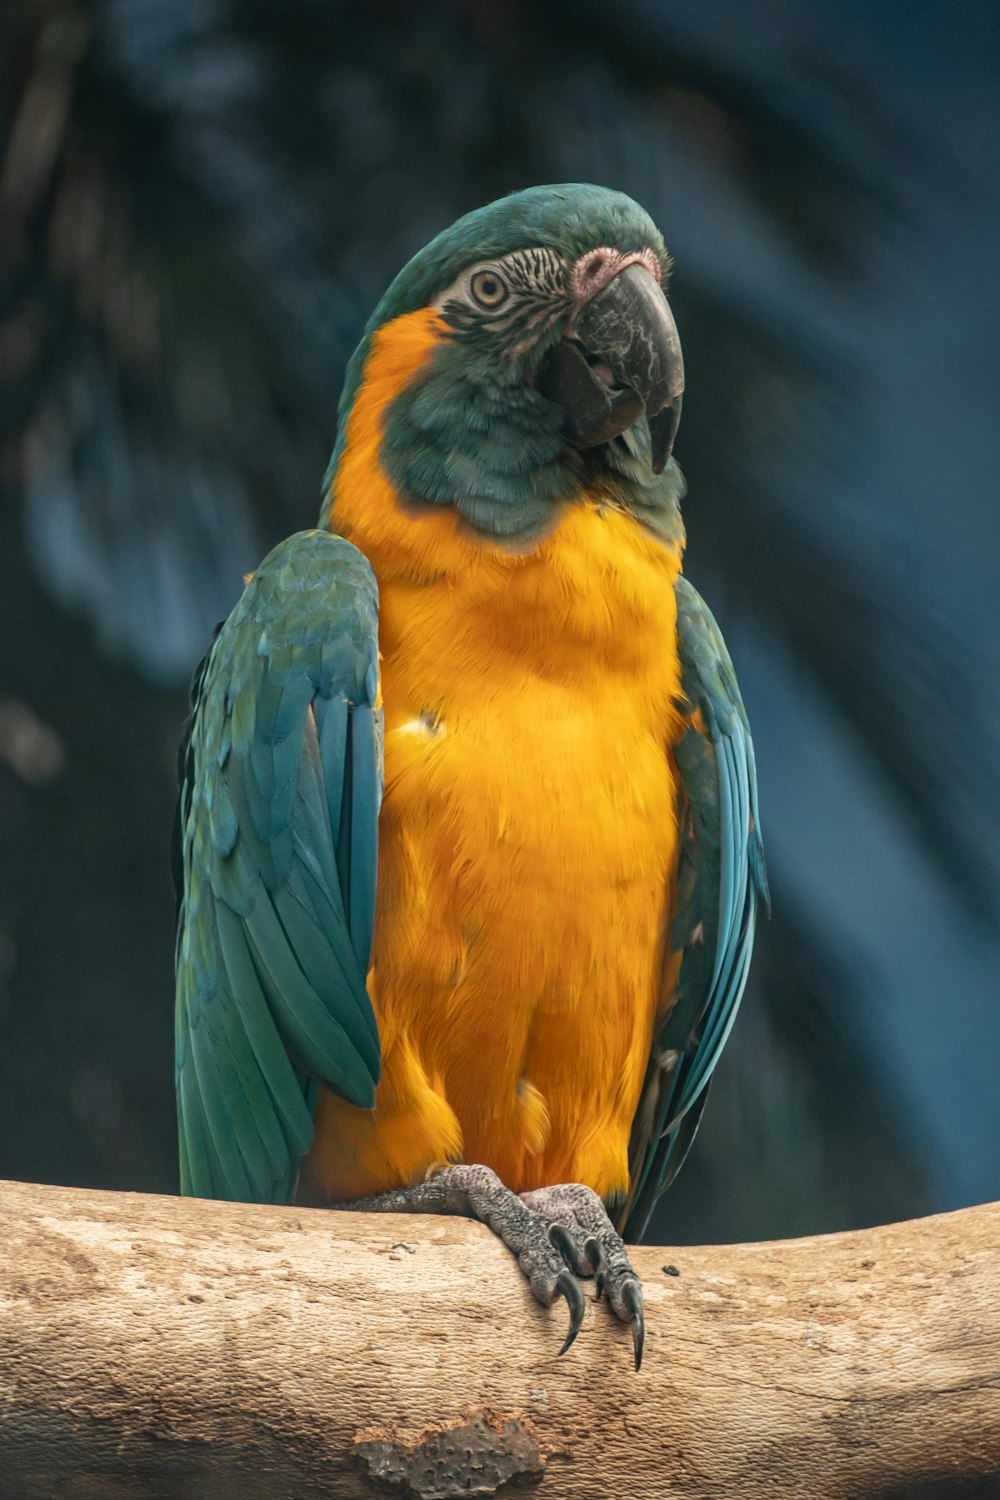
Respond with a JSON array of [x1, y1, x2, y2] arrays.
[[1, 1178, 998, 1498]]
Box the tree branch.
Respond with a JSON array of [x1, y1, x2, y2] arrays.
[[2, 1179, 999, 1498]]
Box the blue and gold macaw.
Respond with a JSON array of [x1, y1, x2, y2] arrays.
[[174, 184, 766, 1370]]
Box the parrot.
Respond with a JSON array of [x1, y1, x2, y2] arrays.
[[173, 183, 767, 1371]]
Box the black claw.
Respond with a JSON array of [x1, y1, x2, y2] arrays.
[[631, 1313, 645, 1372], [548, 1222, 577, 1268], [621, 1277, 645, 1372], [584, 1235, 607, 1297], [555, 1269, 586, 1357]]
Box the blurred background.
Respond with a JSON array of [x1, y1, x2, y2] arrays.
[[1, 0, 998, 1246]]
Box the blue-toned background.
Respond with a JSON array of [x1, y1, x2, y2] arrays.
[[2, 0, 998, 1243]]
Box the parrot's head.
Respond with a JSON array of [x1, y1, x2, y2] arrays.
[[325, 183, 685, 544]]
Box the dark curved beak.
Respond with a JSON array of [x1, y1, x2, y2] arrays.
[[536, 264, 684, 474]]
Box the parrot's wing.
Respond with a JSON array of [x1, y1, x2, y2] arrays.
[[619, 575, 768, 1242], [173, 529, 382, 1205]]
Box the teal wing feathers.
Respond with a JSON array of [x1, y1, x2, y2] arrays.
[[620, 575, 767, 1242], [173, 529, 382, 1204]]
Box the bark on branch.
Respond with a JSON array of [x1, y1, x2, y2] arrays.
[[1, 1179, 999, 1499]]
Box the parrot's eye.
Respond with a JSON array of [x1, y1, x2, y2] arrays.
[[470, 269, 509, 309]]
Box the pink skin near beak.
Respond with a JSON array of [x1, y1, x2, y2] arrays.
[[567, 245, 662, 332]]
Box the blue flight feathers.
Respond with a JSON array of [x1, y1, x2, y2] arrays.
[[620, 576, 767, 1241], [174, 530, 382, 1203]]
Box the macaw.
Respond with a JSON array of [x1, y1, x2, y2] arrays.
[[174, 183, 766, 1371]]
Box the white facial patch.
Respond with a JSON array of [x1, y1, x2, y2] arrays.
[[432, 246, 568, 317]]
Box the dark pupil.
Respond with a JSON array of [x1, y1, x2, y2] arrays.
[[480, 276, 499, 300]]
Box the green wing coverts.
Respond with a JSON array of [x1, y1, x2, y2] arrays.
[[174, 530, 382, 1205], [622, 575, 767, 1240]]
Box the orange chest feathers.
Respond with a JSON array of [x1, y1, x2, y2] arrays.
[[300, 311, 686, 1206]]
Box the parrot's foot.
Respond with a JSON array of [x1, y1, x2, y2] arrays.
[[333, 1165, 644, 1370], [520, 1183, 644, 1371]]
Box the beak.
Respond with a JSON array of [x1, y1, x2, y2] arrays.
[[536, 263, 684, 473]]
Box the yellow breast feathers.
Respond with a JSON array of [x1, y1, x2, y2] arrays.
[[301, 309, 684, 1206]]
